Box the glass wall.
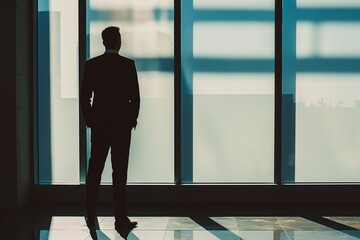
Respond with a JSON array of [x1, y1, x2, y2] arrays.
[[38, 0, 80, 184], [293, 0, 360, 182], [87, 0, 174, 183], [36, 0, 360, 185], [182, 0, 275, 183]]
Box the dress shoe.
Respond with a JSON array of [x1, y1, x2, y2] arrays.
[[124, 220, 138, 229], [115, 218, 138, 230]]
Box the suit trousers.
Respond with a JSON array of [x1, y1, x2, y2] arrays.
[[86, 126, 132, 222]]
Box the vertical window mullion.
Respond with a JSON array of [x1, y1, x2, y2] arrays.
[[274, 0, 283, 184], [79, 0, 87, 184], [180, 0, 194, 183], [175, 0, 182, 185]]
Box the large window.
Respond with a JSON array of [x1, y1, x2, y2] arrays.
[[87, 0, 174, 183], [282, 0, 360, 182], [36, 0, 360, 185], [181, 0, 275, 183], [38, 0, 80, 184]]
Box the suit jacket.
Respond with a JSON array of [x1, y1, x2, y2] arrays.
[[80, 53, 140, 129]]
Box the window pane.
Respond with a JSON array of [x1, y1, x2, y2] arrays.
[[294, 1, 360, 182], [88, 0, 174, 183], [38, 0, 79, 184], [184, 0, 275, 182]]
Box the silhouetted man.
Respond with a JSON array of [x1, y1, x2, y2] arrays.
[[80, 26, 140, 234]]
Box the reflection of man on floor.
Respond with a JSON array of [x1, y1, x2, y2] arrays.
[[80, 26, 140, 235]]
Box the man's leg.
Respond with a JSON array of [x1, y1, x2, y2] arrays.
[[110, 127, 132, 224], [86, 129, 110, 222]]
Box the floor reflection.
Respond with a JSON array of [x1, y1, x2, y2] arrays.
[[33, 216, 360, 240], [38, 229, 360, 240]]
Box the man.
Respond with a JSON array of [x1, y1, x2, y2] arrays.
[[80, 26, 140, 234]]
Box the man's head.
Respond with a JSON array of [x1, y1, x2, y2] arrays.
[[102, 26, 121, 51]]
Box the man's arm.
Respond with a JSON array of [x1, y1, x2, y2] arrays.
[[80, 62, 93, 127], [129, 61, 140, 129]]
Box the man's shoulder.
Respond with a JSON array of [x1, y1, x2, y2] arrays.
[[85, 54, 104, 65], [85, 54, 135, 72], [85, 55, 103, 68], [86, 54, 134, 64], [118, 55, 135, 64]]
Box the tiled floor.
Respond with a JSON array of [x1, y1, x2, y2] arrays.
[[38, 216, 360, 239], [1, 207, 360, 239]]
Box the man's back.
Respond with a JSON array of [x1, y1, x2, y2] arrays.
[[80, 53, 140, 129]]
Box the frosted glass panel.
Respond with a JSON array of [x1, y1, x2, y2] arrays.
[[296, 75, 360, 182], [297, 23, 360, 58], [298, 0, 360, 8], [88, 0, 174, 183], [194, 23, 274, 58], [38, 0, 79, 184], [194, 0, 274, 10], [295, 0, 360, 182], [191, 0, 274, 182]]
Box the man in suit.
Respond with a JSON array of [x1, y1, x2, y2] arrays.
[[80, 26, 140, 234]]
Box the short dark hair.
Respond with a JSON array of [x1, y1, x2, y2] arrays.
[[102, 26, 121, 49]]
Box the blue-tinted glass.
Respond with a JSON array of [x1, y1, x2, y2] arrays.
[[38, 0, 80, 184], [182, 0, 275, 183], [284, 0, 360, 182]]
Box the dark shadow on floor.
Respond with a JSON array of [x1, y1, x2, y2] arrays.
[[190, 216, 243, 240]]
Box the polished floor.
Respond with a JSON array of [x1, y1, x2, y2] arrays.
[[1, 206, 360, 239]]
